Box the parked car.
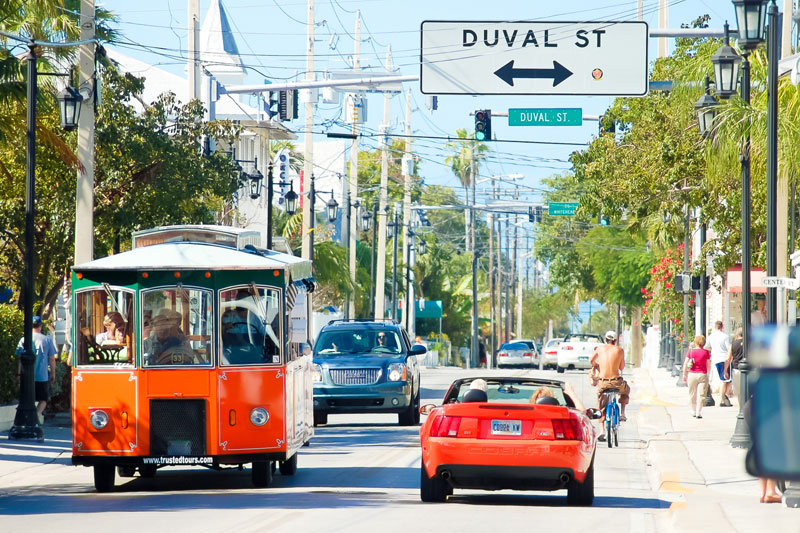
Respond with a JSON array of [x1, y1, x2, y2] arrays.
[[556, 333, 604, 373], [312, 320, 425, 426], [541, 338, 562, 370], [419, 376, 600, 505], [496, 340, 539, 368]]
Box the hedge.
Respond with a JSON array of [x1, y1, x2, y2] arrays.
[[0, 305, 23, 404]]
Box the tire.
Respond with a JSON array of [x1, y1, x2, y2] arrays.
[[567, 458, 595, 506], [613, 427, 619, 447], [420, 463, 448, 502], [557, 366, 565, 374], [117, 466, 136, 478], [93, 465, 115, 493], [279, 453, 298, 476], [399, 392, 420, 426], [606, 422, 613, 448], [313, 412, 328, 426], [139, 464, 157, 478], [251, 460, 273, 487]]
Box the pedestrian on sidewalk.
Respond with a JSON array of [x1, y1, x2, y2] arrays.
[[682, 334, 711, 418], [15, 315, 57, 425], [707, 321, 733, 407], [726, 328, 744, 400]]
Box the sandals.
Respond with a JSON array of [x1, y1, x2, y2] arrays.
[[761, 495, 782, 504]]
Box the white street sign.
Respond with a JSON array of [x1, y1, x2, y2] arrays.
[[420, 21, 648, 96], [762, 276, 800, 290]]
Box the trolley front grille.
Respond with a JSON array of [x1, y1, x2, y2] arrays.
[[329, 368, 381, 385], [149, 399, 206, 456]]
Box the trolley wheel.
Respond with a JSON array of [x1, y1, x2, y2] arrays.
[[139, 464, 157, 478], [313, 412, 328, 426], [93, 465, 115, 492], [279, 453, 298, 476], [251, 460, 273, 488], [117, 466, 136, 478]]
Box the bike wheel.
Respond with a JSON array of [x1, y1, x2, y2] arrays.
[[606, 422, 613, 448], [613, 426, 619, 447]]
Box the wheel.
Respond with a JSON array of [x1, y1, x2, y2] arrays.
[[139, 464, 157, 478], [251, 460, 273, 487], [613, 427, 619, 447], [606, 422, 613, 448], [117, 466, 136, 478], [567, 458, 594, 506], [420, 463, 448, 502], [313, 412, 327, 426], [399, 392, 420, 426], [557, 366, 565, 374], [279, 453, 298, 476], [93, 465, 115, 492]]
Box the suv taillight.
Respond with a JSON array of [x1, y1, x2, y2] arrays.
[[551, 418, 582, 440], [524, 352, 532, 357], [430, 415, 462, 437]]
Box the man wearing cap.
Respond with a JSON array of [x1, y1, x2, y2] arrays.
[[15, 316, 57, 424], [143, 309, 196, 365], [590, 330, 630, 427]]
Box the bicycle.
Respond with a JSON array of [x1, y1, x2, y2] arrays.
[[602, 389, 621, 448]]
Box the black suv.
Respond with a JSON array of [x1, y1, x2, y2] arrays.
[[312, 320, 425, 426]]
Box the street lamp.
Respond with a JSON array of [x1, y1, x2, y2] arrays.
[[248, 166, 263, 200], [732, 0, 769, 49], [361, 209, 372, 232], [694, 76, 719, 138], [56, 86, 82, 131], [284, 185, 299, 215], [711, 22, 742, 99], [325, 195, 339, 223], [11, 41, 83, 441], [418, 238, 427, 255]]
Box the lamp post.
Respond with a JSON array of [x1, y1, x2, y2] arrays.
[[11, 41, 82, 441], [283, 179, 338, 262], [369, 201, 378, 318]]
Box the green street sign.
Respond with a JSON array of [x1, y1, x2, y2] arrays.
[[548, 202, 579, 216], [508, 108, 582, 126]]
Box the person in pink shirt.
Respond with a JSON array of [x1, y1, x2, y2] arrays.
[[682, 334, 711, 418]]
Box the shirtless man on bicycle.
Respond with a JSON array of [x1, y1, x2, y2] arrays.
[[590, 330, 630, 422]]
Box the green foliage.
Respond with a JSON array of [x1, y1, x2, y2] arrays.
[[581, 307, 617, 335], [0, 305, 23, 404], [521, 289, 573, 340]]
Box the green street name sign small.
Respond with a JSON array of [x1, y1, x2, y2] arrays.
[[548, 202, 579, 216], [508, 108, 582, 126]]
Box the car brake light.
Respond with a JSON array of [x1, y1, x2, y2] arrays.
[[563, 345, 574, 350], [551, 418, 583, 440], [545, 350, 556, 355], [430, 415, 462, 437], [524, 352, 532, 357], [498, 352, 507, 357]]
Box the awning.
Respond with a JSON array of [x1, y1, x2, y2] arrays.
[[726, 265, 767, 293]]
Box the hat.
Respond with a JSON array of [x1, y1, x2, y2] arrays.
[[469, 378, 488, 392], [152, 308, 181, 325], [604, 330, 618, 341], [32, 315, 42, 326]]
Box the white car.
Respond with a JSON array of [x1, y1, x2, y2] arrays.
[[556, 333, 604, 373], [496, 340, 539, 368], [541, 338, 562, 370]]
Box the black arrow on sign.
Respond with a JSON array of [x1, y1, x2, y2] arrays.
[[494, 60, 573, 87]]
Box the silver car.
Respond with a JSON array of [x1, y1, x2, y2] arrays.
[[541, 338, 562, 370], [496, 341, 539, 368]]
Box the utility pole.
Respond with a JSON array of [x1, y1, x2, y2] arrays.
[[517, 232, 523, 340], [496, 212, 503, 349], [391, 207, 399, 321], [301, 0, 315, 260], [346, 11, 361, 320], [374, 39, 390, 320], [74, 0, 96, 265], [188, 0, 200, 100], [505, 219, 511, 343], [402, 87, 414, 336], [658, 0, 668, 58], [470, 140, 478, 368], [776, 0, 793, 322], [488, 182, 495, 368], [369, 200, 378, 318]]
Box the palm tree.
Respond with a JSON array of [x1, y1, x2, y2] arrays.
[[444, 128, 489, 253]]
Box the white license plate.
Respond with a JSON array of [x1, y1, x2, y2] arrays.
[[579, 356, 589, 361], [491, 419, 522, 436]]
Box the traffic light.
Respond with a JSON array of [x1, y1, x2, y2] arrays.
[[279, 90, 299, 121], [474, 109, 491, 141], [528, 206, 543, 223], [266, 91, 279, 120]]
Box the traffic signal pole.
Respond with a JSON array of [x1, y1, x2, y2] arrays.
[[301, 0, 315, 261]]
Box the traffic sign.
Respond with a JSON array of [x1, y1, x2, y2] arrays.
[[761, 277, 800, 290], [509, 108, 582, 126], [549, 202, 579, 216], [420, 21, 648, 96]]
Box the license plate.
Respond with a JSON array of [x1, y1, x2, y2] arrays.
[[491, 419, 522, 436], [579, 356, 589, 361]]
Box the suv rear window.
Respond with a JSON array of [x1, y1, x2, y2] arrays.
[[315, 328, 403, 355]]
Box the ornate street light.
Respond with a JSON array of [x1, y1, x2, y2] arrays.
[[694, 76, 719, 138], [361, 209, 372, 232], [325, 194, 339, 223], [732, 0, 768, 50], [711, 22, 742, 99], [56, 86, 83, 131], [248, 167, 263, 200], [283, 185, 299, 215], [386, 219, 395, 239], [418, 238, 427, 255]]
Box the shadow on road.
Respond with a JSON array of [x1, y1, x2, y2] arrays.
[[446, 492, 670, 509]]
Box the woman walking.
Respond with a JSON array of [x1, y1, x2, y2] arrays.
[[682, 334, 711, 418]]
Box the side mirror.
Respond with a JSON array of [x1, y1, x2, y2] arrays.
[[419, 403, 437, 415], [410, 345, 427, 356], [585, 408, 603, 420]]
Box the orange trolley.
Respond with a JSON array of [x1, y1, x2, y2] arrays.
[[70, 225, 314, 491]]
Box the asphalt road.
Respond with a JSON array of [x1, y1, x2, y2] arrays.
[[0, 367, 674, 533]]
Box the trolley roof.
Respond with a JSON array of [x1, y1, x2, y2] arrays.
[[74, 242, 312, 279]]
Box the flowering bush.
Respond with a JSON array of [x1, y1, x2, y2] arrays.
[[641, 244, 690, 340]]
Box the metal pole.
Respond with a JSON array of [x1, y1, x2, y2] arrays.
[[301, 0, 315, 260], [677, 202, 690, 377], [309, 176, 315, 263], [766, 1, 778, 324], [391, 209, 399, 321], [488, 183, 495, 369], [700, 220, 707, 336], [370, 201, 377, 318], [10, 43, 43, 440], [343, 190, 350, 320], [471, 142, 478, 368], [406, 228, 413, 331], [266, 162, 274, 249], [74, 0, 95, 266], [790, 184, 797, 325]]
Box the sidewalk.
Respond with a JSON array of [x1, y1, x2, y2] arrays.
[[633, 367, 799, 533]]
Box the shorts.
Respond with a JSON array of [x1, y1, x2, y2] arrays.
[[597, 377, 630, 410], [34, 381, 49, 402], [715, 362, 732, 383]]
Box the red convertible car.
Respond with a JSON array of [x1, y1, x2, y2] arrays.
[[419, 377, 600, 505]]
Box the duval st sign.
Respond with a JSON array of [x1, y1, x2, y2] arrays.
[[420, 21, 648, 96]]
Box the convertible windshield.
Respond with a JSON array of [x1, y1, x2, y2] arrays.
[[454, 381, 567, 405], [315, 329, 402, 355]]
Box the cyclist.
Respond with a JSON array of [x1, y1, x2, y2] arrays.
[[590, 331, 630, 427]]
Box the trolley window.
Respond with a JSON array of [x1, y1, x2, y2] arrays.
[[74, 287, 135, 367], [142, 286, 214, 367], [220, 285, 281, 365]]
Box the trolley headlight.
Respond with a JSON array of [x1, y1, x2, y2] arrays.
[[388, 363, 406, 382], [250, 407, 269, 426], [90, 409, 110, 429], [312, 363, 323, 383]]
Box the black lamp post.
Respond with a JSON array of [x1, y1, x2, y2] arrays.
[[248, 166, 263, 200], [694, 76, 719, 138], [11, 42, 82, 441], [361, 208, 372, 232], [325, 194, 339, 223], [711, 23, 742, 100], [284, 184, 299, 215], [369, 201, 378, 318], [732, 0, 769, 49]]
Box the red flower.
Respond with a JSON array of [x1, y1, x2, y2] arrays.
[[665, 282, 673, 288], [641, 287, 647, 293]]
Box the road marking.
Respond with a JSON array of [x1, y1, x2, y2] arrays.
[[637, 394, 678, 407], [659, 472, 693, 493]]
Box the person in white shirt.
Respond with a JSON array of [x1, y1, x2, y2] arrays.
[[707, 321, 732, 406], [750, 296, 767, 327]]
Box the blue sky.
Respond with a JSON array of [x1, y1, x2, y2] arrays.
[[97, 0, 741, 205]]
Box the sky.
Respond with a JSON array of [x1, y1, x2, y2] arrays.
[[94, 0, 743, 210]]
